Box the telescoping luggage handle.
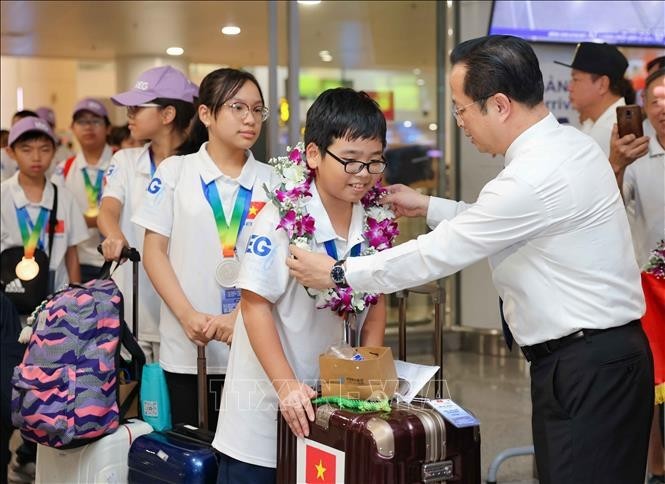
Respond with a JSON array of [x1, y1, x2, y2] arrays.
[[395, 282, 445, 398], [97, 245, 140, 336]]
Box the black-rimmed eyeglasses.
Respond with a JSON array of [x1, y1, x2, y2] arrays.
[[325, 149, 387, 174]]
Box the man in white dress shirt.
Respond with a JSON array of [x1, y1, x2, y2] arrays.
[[287, 35, 653, 484], [556, 42, 638, 156]]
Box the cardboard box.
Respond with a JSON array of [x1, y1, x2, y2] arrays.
[[319, 346, 398, 400], [118, 380, 139, 419]]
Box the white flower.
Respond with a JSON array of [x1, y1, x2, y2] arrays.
[[366, 205, 393, 222], [283, 165, 306, 190], [351, 291, 366, 312], [293, 236, 311, 250]]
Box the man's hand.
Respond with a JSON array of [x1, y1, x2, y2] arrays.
[[609, 124, 649, 175], [382, 184, 430, 218], [276, 380, 316, 438], [204, 306, 239, 344], [287, 246, 336, 290]]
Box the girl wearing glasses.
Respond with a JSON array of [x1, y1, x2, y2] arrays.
[[98, 65, 198, 364], [133, 68, 279, 429], [52, 98, 113, 282]]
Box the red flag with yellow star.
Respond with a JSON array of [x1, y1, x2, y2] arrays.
[[247, 201, 266, 220], [305, 444, 336, 483]]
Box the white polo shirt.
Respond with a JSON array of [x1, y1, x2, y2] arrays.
[[580, 97, 625, 156], [51, 145, 113, 267], [132, 143, 279, 374], [346, 113, 644, 347], [1, 173, 89, 291], [213, 181, 370, 468], [101, 144, 161, 342], [623, 133, 665, 267], [1, 148, 18, 182]]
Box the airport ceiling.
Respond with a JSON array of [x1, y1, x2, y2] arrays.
[[1, 1, 436, 69]]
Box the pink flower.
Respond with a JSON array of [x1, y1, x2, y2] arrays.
[[289, 147, 304, 163], [365, 218, 391, 250], [299, 213, 316, 236], [277, 210, 297, 238]]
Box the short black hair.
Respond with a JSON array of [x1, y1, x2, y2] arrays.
[[304, 88, 386, 152], [10, 131, 56, 150], [108, 124, 132, 146], [450, 35, 544, 111], [12, 110, 39, 122]]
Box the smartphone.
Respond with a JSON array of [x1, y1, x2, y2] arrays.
[[616, 105, 644, 138]]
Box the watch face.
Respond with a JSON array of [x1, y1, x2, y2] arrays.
[[331, 265, 345, 284]]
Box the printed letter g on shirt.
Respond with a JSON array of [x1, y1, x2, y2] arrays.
[[246, 235, 272, 256], [147, 177, 162, 195]]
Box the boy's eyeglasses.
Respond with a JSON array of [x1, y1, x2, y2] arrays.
[[126, 103, 162, 117], [325, 149, 387, 174], [224, 102, 269, 122], [74, 118, 106, 128]]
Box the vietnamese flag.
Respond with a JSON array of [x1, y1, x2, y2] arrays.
[[641, 272, 665, 404], [54, 220, 65, 234], [247, 201, 266, 220], [305, 444, 336, 483]]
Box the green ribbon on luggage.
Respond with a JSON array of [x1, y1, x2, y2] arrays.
[[312, 396, 391, 413]]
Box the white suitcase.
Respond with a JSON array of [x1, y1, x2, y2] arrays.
[[35, 419, 153, 483]]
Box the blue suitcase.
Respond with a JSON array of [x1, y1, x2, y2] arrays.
[[128, 346, 219, 483]]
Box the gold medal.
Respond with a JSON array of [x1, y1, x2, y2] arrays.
[[85, 206, 99, 218], [15, 257, 40, 281], [215, 258, 240, 287]]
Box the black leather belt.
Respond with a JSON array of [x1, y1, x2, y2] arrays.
[[520, 320, 639, 362]]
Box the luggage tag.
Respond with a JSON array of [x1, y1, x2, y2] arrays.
[[427, 399, 480, 428], [221, 287, 241, 314]]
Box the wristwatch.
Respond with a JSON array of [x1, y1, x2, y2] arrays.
[[330, 259, 348, 287]]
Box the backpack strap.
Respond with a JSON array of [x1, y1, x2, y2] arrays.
[[62, 156, 76, 179]]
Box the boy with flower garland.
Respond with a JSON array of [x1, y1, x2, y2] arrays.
[[213, 88, 396, 481]]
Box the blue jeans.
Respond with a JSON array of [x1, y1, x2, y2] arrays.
[[217, 453, 276, 484]]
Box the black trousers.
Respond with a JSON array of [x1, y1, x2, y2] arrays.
[[530, 322, 654, 484], [164, 371, 225, 431]]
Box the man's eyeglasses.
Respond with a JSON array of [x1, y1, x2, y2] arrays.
[[225, 102, 269, 122], [126, 103, 161, 117], [74, 118, 106, 128], [451, 96, 490, 120], [325, 149, 387, 174]]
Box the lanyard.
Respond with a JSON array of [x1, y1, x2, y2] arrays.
[[15, 205, 48, 257], [81, 167, 104, 209], [324, 240, 361, 260], [148, 148, 156, 178], [200, 177, 253, 258]]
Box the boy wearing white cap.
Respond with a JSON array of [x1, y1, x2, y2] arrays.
[[52, 98, 113, 282], [98, 65, 198, 362]]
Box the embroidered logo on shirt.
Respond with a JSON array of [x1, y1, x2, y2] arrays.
[[246, 235, 272, 256]]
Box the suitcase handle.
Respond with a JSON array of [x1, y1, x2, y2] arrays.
[[197, 345, 208, 430], [395, 282, 445, 398], [97, 245, 141, 336]]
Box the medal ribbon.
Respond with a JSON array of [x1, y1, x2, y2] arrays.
[[200, 177, 253, 258], [148, 148, 156, 178], [324, 240, 361, 260], [81, 168, 104, 210], [15, 205, 49, 258]]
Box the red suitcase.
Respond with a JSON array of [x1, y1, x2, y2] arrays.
[[276, 283, 481, 483]]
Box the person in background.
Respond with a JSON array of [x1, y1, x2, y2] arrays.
[[0, 129, 8, 148], [287, 35, 653, 484], [609, 67, 665, 484], [108, 124, 145, 152], [98, 65, 197, 364], [556, 42, 637, 156], [51, 98, 113, 282], [133, 68, 278, 429], [2, 111, 39, 182], [1, 117, 88, 483], [36, 106, 75, 166]]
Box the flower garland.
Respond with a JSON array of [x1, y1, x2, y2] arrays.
[[643, 239, 665, 278], [265, 142, 399, 318]]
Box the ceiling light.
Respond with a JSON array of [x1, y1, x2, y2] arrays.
[[416, 78, 425, 86], [321, 54, 333, 62], [429, 123, 438, 131], [403, 120, 413, 128], [319, 50, 330, 56], [413, 68, 421, 76], [221, 25, 241, 36], [298, 1, 322, 4], [166, 47, 184, 56]]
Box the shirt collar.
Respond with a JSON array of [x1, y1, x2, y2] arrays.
[[136, 143, 153, 175], [76, 144, 114, 170], [649, 134, 665, 158], [504, 112, 559, 166], [9, 172, 55, 209], [197, 142, 258, 190], [308, 181, 366, 254]]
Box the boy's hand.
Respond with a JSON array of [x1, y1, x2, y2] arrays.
[[204, 306, 239, 344], [382, 184, 430, 218], [287, 246, 336, 289], [608, 124, 649, 174], [179, 308, 214, 346], [100, 233, 129, 262], [276, 380, 316, 438]]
